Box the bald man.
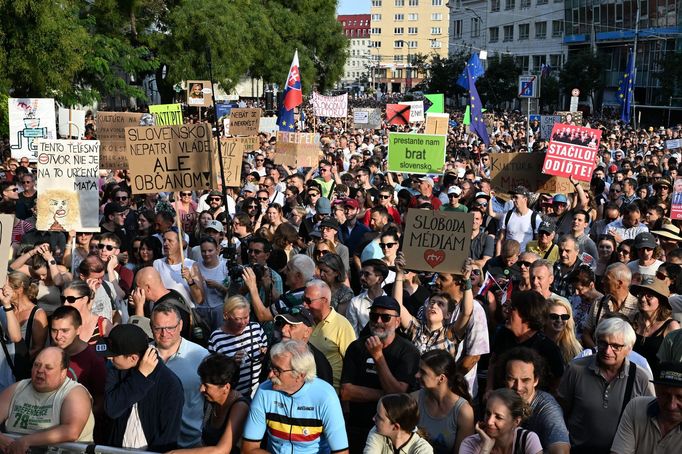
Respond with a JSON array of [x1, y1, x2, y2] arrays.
[[131, 267, 193, 340]]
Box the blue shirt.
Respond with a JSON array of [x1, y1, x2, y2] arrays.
[[243, 379, 348, 454]]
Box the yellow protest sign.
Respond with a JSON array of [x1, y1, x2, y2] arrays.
[[149, 104, 183, 126]]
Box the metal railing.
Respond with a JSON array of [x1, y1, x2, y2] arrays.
[[2, 432, 159, 454]]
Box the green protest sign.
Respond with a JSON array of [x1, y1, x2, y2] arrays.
[[149, 104, 183, 126], [388, 132, 446, 175], [424, 93, 444, 113]]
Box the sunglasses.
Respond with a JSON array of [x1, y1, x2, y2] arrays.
[[257, 197, 269, 201], [656, 271, 669, 280], [180, 192, 192, 196], [369, 313, 398, 323], [209, 196, 222, 201], [379, 195, 392, 199], [255, 159, 264, 162], [518, 261, 532, 268], [449, 194, 460, 199], [379, 242, 397, 249], [549, 313, 570, 321], [471, 269, 481, 276], [61, 295, 85, 304], [114, 196, 128, 201], [97, 243, 116, 251], [21, 180, 32, 184], [308, 193, 320, 197], [314, 249, 330, 256], [475, 202, 488, 207]]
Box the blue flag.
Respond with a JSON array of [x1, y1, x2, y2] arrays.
[[617, 49, 635, 124], [457, 53, 485, 90], [467, 65, 490, 146]]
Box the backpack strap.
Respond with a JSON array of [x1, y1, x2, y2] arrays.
[[101, 282, 116, 313], [530, 210, 539, 240], [24, 306, 39, 351], [0, 322, 17, 378], [619, 361, 637, 423], [513, 428, 523, 454], [542, 243, 556, 260]]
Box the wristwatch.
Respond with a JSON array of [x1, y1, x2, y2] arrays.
[[3, 305, 15, 312], [49, 259, 57, 266]]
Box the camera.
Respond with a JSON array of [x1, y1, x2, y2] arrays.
[[228, 263, 267, 281]]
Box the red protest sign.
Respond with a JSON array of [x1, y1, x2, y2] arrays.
[[543, 123, 602, 182], [387, 104, 410, 126]]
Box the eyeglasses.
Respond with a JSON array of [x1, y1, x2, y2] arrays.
[[379, 242, 397, 249], [549, 313, 570, 321], [97, 243, 116, 251], [151, 322, 180, 334], [314, 250, 330, 257], [596, 340, 626, 352], [471, 269, 481, 276], [379, 195, 391, 199], [320, 168, 330, 173], [209, 196, 222, 201], [257, 197, 269, 201], [114, 196, 128, 201], [270, 365, 295, 377], [518, 261, 532, 268], [656, 271, 669, 280], [369, 312, 399, 323], [302, 296, 324, 305], [61, 295, 86, 304], [248, 248, 264, 255], [180, 192, 192, 197]]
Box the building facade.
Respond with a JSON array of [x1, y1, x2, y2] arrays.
[[369, 0, 450, 93], [338, 14, 372, 91]]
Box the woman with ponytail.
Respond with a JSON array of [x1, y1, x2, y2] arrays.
[[412, 350, 474, 454]]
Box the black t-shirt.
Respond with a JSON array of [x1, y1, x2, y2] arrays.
[[152, 290, 192, 340], [310, 343, 334, 387], [492, 326, 565, 381], [341, 335, 420, 432], [483, 256, 521, 282]]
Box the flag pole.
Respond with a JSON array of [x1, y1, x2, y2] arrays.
[[631, 7, 640, 127], [205, 46, 228, 212]]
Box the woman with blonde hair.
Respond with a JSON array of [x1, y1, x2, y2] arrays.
[[207, 295, 268, 397], [544, 298, 582, 365]]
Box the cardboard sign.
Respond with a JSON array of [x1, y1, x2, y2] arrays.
[[187, 80, 212, 107], [388, 132, 446, 175], [125, 124, 213, 194], [671, 178, 682, 220], [543, 123, 601, 182], [0, 215, 14, 286], [403, 209, 472, 274], [387, 104, 410, 125], [275, 132, 320, 168], [228, 108, 262, 136], [489, 152, 583, 193], [218, 136, 259, 187], [312, 92, 348, 118], [9, 98, 57, 161], [666, 139, 681, 150], [399, 101, 424, 122], [35, 140, 100, 232], [97, 112, 144, 169], [58, 108, 86, 138], [424, 113, 449, 135], [149, 104, 183, 126], [353, 108, 382, 129], [555, 111, 583, 126], [540, 115, 561, 140]]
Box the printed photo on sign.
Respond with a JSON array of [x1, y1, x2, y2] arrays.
[[671, 178, 682, 220], [97, 112, 144, 169], [402, 209, 472, 274], [35, 139, 100, 232], [543, 124, 601, 182], [8, 98, 57, 161], [555, 111, 583, 126], [387, 132, 446, 175], [187, 80, 212, 107]]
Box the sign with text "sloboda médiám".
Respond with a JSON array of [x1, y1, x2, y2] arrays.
[[387, 132, 446, 175]]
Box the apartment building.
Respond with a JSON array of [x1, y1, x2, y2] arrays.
[[338, 14, 372, 90]]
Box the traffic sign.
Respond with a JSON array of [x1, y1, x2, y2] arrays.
[[571, 88, 580, 97], [518, 75, 540, 98]]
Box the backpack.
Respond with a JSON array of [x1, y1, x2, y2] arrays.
[[504, 209, 541, 241], [163, 295, 211, 348]]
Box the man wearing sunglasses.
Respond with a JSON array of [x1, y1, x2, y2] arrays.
[[97, 232, 133, 296], [526, 220, 559, 265], [340, 296, 420, 453]]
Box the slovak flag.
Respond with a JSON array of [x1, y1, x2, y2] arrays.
[[277, 50, 303, 131]]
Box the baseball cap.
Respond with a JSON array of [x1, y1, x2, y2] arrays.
[[538, 220, 556, 234], [509, 186, 529, 197], [205, 220, 224, 232], [343, 198, 360, 209], [242, 183, 258, 194], [474, 191, 491, 201], [316, 197, 332, 215], [104, 203, 127, 217], [370, 295, 401, 314], [319, 218, 339, 230], [448, 186, 462, 196], [456, 168, 466, 178], [634, 231, 657, 249], [95, 324, 149, 357], [275, 307, 315, 328], [419, 176, 435, 187], [128, 316, 154, 340], [208, 190, 222, 197], [553, 194, 568, 204], [651, 362, 682, 387]]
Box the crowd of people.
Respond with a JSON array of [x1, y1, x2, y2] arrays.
[[0, 100, 681, 454]]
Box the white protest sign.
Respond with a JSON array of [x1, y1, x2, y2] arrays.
[[399, 101, 424, 122], [666, 139, 681, 150], [353, 108, 382, 129], [9, 98, 57, 161], [312, 92, 348, 118], [259, 116, 278, 135], [58, 108, 86, 139], [540, 115, 561, 140]]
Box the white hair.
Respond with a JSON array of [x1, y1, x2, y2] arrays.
[[270, 339, 317, 382], [306, 279, 331, 302], [289, 254, 317, 283], [605, 262, 632, 284], [595, 317, 636, 348]]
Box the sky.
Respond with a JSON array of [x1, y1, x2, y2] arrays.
[[337, 0, 370, 15]]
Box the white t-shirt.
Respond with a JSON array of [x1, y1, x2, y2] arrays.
[[627, 259, 663, 285], [500, 209, 542, 251]]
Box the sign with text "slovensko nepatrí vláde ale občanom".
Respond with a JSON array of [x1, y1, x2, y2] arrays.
[[388, 132, 446, 175]]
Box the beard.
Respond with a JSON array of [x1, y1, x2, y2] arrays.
[[370, 324, 395, 341]]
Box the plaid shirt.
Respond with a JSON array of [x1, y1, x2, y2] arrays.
[[405, 319, 459, 357], [552, 259, 582, 299]]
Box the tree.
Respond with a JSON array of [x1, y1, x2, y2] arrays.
[[477, 54, 521, 107], [422, 51, 468, 100], [656, 52, 682, 105], [559, 50, 605, 109], [540, 75, 560, 112]]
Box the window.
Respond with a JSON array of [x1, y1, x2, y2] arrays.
[[552, 20, 563, 37], [372, 41, 382, 47], [431, 27, 441, 34], [471, 18, 480, 37], [394, 40, 404, 48], [535, 21, 547, 39], [408, 27, 418, 34], [491, 0, 500, 11], [394, 27, 404, 34], [371, 28, 382, 34], [453, 19, 463, 39], [550, 54, 563, 68], [408, 40, 418, 48], [505, 0, 515, 10], [408, 13, 419, 20], [372, 0, 382, 6], [432, 0, 443, 4], [533, 56, 547, 71], [408, 0, 419, 5], [521, 0, 530, 8], [519, 56, 530, 72], [430, 40, 442, 48], [432, 13, 443, 20], [395, 0, 404, 5], [489, 27, 499, 42], [503, 25, 513, 41], [372, 14, 382, 20], [592, 6, 600, 23], [394, 55, 404, 62], [519, 23, 529, 40], [537, 0, 547, 4], [395, 14, 404, 21]]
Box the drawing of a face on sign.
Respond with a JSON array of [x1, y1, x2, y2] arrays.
[[36, 189, 79, 232]]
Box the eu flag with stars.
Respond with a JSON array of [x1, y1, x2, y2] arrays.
[[277, 50, 303, 131], [457, 53, 485, 90], [617, 49, 635, 124], [468, 65, 490, 146]]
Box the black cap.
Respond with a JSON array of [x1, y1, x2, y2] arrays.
[[651, 362, 682, 387], [370, 295, 401, 314], [95, 324, 149, 357], [104, 203, 127, 217], [634, 232, 657, 249], [538, 220, 556, 234], [274, 307, 315, 327], [319, 218, 339, 230]]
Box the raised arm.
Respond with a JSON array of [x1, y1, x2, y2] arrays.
[[450, 259, 474, 339], [393, 253, 415, 330]]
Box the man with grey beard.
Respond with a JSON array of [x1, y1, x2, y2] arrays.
[[339, 296, 420, 452]]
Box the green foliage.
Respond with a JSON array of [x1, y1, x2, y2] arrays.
[[540, 75, 560, 111], [656, 52, 682, 105], [422, 52, 467, 99], [477, 54, 522, 107], [559, 50, 605, 101]]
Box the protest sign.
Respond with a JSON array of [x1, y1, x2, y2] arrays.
[[228, 108, 262, 136], [259, 116, 278, 135], [352, 108, 382, 129], [399, 101, 424, 122], [35, 140, 100, 232], [424, 94, 444, 113], [312, 92, 348, 118], [666, 139, 681, 150], [403, 209, 472, 274], [58, 108, 86, 139], [150, 104, 183, 126], [555, 111, 583, 126], [275, 132, 320, 168], [543, 123, 601, 182], [97, 112, 144, 169], [424, 113, 449, 135], [0, 214, 12, 286], [489, 153, 583, 193], [540, 115, 561, 139], [9, 98, 57, 161], [125, 124, 213, 194], [671, 178, 682, 220], [387, 104, 410, 125], [187, 80, 212, 107], [388, 132, 446, 175], [215, 103, 232, 120], [218, 136, 259, 187]]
